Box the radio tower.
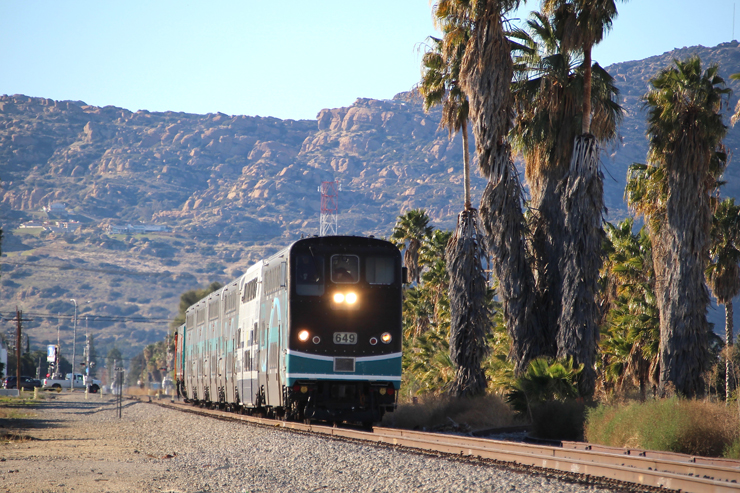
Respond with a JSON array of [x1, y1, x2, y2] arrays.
[[319, 181, 339, 236]]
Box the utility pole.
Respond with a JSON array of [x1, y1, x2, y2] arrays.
[[15, 308, 21, 384], [84, 316, 92, 399], [86, 316, 90, 376], [70, 299, 77, 391], [3, 308, 32, 384], [55, 312, 62, 378]]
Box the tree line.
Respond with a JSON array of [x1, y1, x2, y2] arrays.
[[402, 0, 740, 401]]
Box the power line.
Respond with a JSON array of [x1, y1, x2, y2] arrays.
[[0, 310, 174, 324], [1, 260, 188, 277]]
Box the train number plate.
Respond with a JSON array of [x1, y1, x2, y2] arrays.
[[333, 332, 357, 345]]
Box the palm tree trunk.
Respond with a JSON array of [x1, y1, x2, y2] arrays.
[[480, 146, 547, 374], [528, 167, 568, 358], [463, 124, 471, 210], [656, 149, 712, 398], [446, 209, 490, 397], [405, 239, 421, 284], [460, 2, 547, 373], [582, 46, 593, 134], [727, 301, 734, 403], [557, 135, 602, 397]]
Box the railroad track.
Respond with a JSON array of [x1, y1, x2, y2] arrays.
[[132, 395, 740, 493]]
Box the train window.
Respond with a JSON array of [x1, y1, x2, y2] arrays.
[[366, 256, 396, 285], [242, 279, 258, 302], [296, 254, 324, 295], [208, 300, 219, 320], [331, 255, 359, 283]]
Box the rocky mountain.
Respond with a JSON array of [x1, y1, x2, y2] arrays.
[[4, 41, 740, 365], [0, 92, 480, 242]]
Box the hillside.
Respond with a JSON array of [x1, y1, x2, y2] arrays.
[[3, 41, 740, 364]]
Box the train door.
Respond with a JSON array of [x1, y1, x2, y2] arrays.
[[266, 295, 283, 406], [265, 261, 286, 407], [193, 304, 205, 401], [218, 309, 229, 403], [258, 317, 268, 406], [247, 321, 257, 405], [226, 315, 237, 404], [237, 271, 260, 408]]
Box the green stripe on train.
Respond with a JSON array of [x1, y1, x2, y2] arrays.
[[285, 354, 402, 388]]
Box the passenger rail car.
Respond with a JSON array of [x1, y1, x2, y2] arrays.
[[174, 236, 404, 424]]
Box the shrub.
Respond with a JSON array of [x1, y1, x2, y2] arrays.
[[585, 398, 740, 457], [504, 357, 586, 440], [531, 399, 588, 441], [382, 393, 515, 431], [506, 358, 582, 417]]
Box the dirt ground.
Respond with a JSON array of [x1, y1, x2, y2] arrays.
[[0, 391, 178, 493]]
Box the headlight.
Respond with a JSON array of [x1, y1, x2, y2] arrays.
[[298, 330, 310, 342], [345, 292, 357, 304], [381, 332, 392, 344], [333, 292, 345, 303]]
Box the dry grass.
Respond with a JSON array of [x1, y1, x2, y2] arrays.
[[585, 397, 740, 458], [381, 393, 516, 432], [0, 397, 40, 420]]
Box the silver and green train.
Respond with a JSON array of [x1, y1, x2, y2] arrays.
[[174, 235, 404, 424]]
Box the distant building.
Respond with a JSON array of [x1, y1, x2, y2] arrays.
[[45, 220, 81, 233], [129, 224, 169, 233], [105, 223, 170, 234], [43, 202, 68, 214], [19, 221, 44, 229], [107, 224, 129, 234]]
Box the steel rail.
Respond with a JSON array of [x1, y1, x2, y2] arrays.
[[375, 427, 740, 484], [137, 397, 740, 492], [562, 441, 740, 468]]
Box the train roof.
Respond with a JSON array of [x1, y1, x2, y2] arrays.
[[184, 236, 399, 317]]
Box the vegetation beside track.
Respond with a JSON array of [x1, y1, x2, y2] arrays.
[[585, 397, 740, 458]]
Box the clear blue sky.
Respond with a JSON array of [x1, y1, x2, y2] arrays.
[[1, 1, 737, 121]]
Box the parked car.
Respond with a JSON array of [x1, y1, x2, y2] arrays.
[[3, 376, 42, 390]]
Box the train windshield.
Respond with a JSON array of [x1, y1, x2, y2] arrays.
[[365, 256, 395, 285], [331, 255, 359, 283], [295, 254, 324, 295]]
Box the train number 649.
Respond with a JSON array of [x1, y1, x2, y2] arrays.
[[333, 332, 357, 344]]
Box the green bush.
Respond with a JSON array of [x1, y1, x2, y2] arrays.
[[585, 398, 740, 458], [505, 357, 582, 419], [503, 358, 587, 441], [724, 437, 740, 459]]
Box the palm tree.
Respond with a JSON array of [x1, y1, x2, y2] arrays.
[[403, 287, 433, 339], [419, 31, 471, 209], [419, 229, 453, 325], [391, 209, 433, 284], [435, 0, 546, 377], [707, 197, 740, 401], [531, 0, 622, 398], [445, 209, 491, 396], [542, 0, 620, 134], [637, 56, 730, 397], [510, 12, 622, 385], [601, 219, 660, 399], [425, 2, 494, 397]]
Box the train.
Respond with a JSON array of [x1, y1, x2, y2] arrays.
[[173, 235, 405, 425]]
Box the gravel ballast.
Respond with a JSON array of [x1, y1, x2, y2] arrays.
[[1, 393, 622, 492]]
